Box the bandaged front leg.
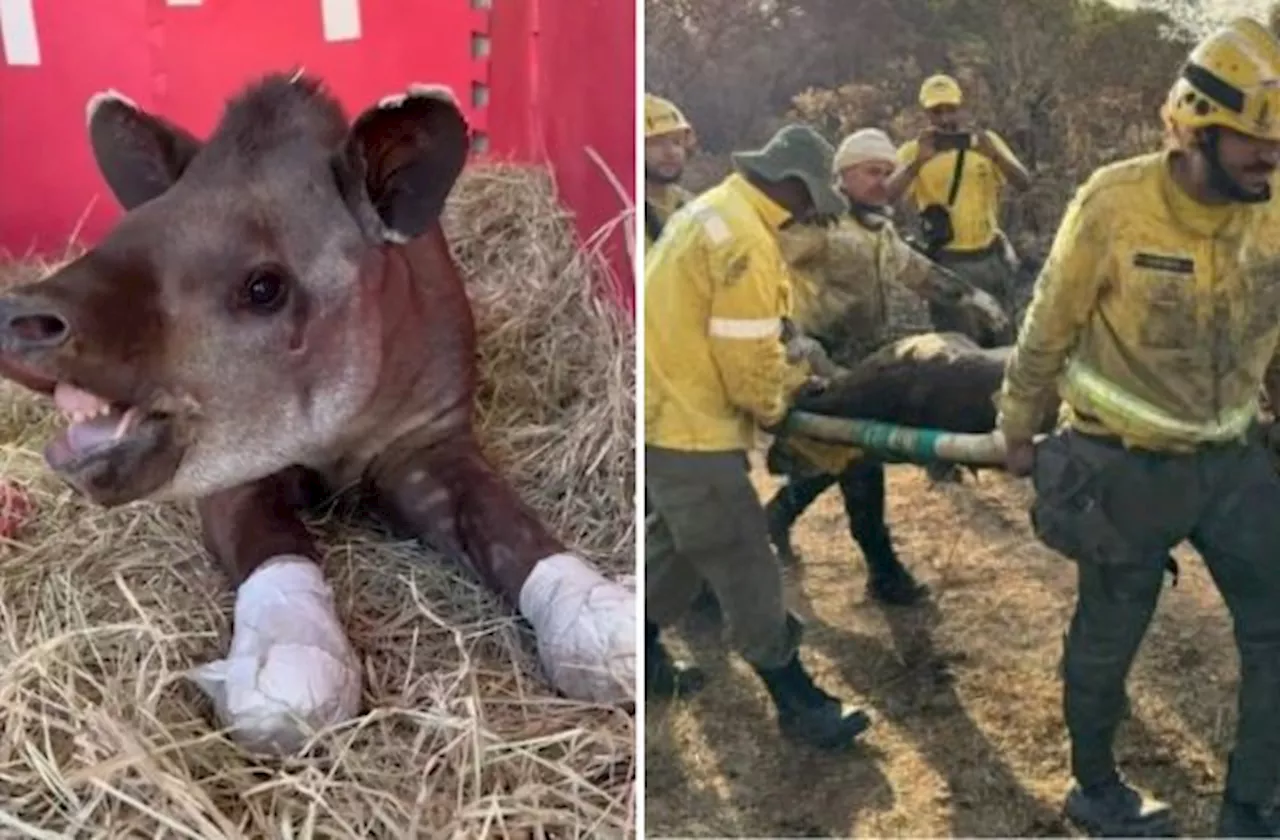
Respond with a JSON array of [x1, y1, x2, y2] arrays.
[[517, 552, 636, 703], [190, 469, 361, 753], [187, 555, 362, 754], [373, 437, 637, 705]]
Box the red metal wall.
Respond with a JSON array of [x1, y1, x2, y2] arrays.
[[0, 0, 635, 308], [489, 0, 637, 312]]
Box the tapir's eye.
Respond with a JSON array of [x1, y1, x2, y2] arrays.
[[238, 265, 291, 314]]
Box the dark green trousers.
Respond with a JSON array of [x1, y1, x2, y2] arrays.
[[645, 446, 800, 669], [1031, 427, 1280, 805]]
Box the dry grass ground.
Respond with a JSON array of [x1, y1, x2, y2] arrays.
[[646, 453, 1239, 838], [0, 165, 636, 839]]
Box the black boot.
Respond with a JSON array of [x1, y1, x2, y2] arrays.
[[866, 560, 930, 606], [765, 473, 838, 566], [1063, 776, 1175, 837], [1218, 797, 1280, 837], [646, 622, 705, 700], [840, 462, 929, 606], [753, 652, 871, 750]]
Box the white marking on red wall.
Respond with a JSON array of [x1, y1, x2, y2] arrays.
[[0, 0, 40, 66], [166, 0, 204, 6], [321, 0, 361, 42]]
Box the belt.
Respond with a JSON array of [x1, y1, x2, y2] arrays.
[[1070, 408, 1252, 455]]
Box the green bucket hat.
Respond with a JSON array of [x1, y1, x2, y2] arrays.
[[731, 124, 848, 217]]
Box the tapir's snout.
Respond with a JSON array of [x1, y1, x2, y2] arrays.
[[0, 287, 74, 394], [0, 291, 73, 355], [0, 274, 188, 507]]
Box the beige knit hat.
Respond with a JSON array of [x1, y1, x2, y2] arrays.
[[833, 128, 898, 172]]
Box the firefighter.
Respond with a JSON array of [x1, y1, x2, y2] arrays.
[[888, 74, 1031, 347], [645, 123, 871, 750], [643, 94, 699, 519], [762, 126, 1008, 605], [998, 18, 1280, 837], [644, 93, 697, 253]]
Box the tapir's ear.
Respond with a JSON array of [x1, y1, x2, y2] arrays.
[[85, 90, 203, 211], [338, 84, 470, 243]]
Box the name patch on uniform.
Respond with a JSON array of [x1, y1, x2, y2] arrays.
[[1133, 252, 1195, 274]]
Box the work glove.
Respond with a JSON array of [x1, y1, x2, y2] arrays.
[[1004, 436, 1037, 478], [759, 376, 829, 436]]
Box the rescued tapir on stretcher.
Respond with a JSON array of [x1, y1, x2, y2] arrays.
[[0, 72, 635, 753], [779, 331, 1059, 467]]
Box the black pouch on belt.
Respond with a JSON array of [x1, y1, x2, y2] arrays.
[[1028, 432, 1136, 565]]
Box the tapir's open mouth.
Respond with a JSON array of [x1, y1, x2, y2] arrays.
[[42, 381, 182, 505], [0, 356, 184, 505], [46, 383, 155, 472]]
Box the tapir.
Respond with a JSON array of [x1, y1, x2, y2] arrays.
[[762, 331, 1059, 587], [795, 332, 1017, 434], [780, 331, 1061, 464], [0, 72, 635, 753]]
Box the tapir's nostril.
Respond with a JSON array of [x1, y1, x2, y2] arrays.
[[4, 310, 71, 349]]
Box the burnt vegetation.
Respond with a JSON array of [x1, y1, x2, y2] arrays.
[[647, 0, 1280, 258]]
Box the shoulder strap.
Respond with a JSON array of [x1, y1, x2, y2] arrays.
[[945, 148, 967, 208]]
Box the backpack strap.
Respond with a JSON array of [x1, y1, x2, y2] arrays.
[[945, 147, 967, 207]]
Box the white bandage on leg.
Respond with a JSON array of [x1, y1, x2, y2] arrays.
[[186, 555, 362, 754], [517, 553, 636, 704]]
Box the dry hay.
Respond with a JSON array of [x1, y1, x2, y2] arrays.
[[0, 164, 636, 839]]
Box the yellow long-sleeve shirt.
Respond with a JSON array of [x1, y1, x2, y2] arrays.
[[645, 173, 807, 452], [897, 131, 1022, 251], [999, 150, 1280, 452]]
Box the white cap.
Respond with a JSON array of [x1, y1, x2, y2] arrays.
[[834, 128, 898, 172]]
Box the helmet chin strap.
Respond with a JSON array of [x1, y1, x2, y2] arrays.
[[1199, 127, 1272, 204]]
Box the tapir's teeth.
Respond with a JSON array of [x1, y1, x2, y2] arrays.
[[61, 403, 127, 426], [54, 382, 113, 414], [112, 408, 140, 441]]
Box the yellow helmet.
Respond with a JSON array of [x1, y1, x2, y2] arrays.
[[645, 93, 695, 145], [1163, 17, 1280, 141]]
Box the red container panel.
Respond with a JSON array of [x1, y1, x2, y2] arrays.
[[0, 0, 636, 304]]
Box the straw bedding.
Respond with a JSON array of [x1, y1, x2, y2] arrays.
[[0, 164, 636, 839]]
